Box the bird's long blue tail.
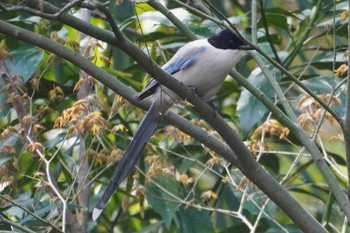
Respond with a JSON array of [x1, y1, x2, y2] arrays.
[[93, 95, 170, 220]]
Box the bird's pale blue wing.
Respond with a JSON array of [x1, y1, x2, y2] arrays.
[[162, 46, 205, 74], [137, 46, 205, 101]]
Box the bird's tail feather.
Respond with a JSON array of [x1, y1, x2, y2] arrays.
[[93, 95, 171, 220]]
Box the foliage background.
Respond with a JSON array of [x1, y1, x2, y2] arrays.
[[0, 0, 350, 232]]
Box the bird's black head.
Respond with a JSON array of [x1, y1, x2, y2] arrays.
[[207, 29, 253, 50]]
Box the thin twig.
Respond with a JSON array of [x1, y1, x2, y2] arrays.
[[257, 0, 281, 64], [0, 0, 84, 19], [0, 13, 331, 232], [0, 195, 64, 233], [26, 136, 67, 232], [0, 217, 36, 233]]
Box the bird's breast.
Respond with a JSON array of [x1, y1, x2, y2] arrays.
[[174, 48, 244, 100]]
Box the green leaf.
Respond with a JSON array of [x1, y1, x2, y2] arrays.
[[138, 10, 190, 28], [212, 185, 242, 231], [263, 12, 288, 29], [109, 0, 134, 22], [43, 129, 67, 149], [146, 174, 181, 228], [18, 152, 34, 175], [178, 206, 214, 233], [6, 44, 44, 82], [7, 15, 42, 24], [237, 66, 280, 135], [0, 100, 11, 117], [302, 76, 345, 116], [0, 157, 11, 167], [135, 221, 164, 233]]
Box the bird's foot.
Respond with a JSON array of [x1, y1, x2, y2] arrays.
[[209, 102, 219, 118]]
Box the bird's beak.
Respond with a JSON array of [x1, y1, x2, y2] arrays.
[[239, 44, 254, 50]]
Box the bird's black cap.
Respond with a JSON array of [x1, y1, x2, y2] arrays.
[[208, 29, 253, 50]]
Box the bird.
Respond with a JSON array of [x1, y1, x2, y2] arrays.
[[92, 29, 253, 220]]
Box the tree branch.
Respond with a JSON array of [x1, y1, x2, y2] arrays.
[[0, 18, 328, 233], [0, 18, 241, 167], [344, 0, 350, 198]]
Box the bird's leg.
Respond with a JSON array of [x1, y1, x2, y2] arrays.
[[209, 102, 220, 118], [188, 85, 199, 99], [188, 86, 218, 117]]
